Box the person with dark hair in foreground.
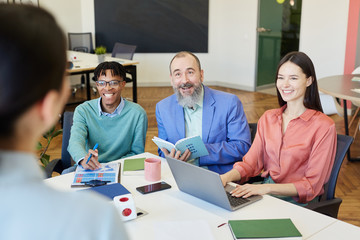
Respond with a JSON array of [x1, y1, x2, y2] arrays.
[[221, 51, 337, 206], [65, 61, 148, 173], [0, 4, 128, 239]]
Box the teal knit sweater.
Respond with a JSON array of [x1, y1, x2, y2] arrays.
[[68, 99, 148, 164]]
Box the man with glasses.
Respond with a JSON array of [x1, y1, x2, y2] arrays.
[[66, 61, 148, 172]]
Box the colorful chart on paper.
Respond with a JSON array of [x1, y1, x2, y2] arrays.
[[71, 162, 120, 187]]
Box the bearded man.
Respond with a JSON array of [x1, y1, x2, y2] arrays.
[[155, 51, 251, 174]]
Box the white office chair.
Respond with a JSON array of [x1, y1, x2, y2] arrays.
[[319, 92, 343, 116]]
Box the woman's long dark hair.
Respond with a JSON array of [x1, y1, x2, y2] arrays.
[[275, 51, 323, 112], [0, 4, 67, 137]]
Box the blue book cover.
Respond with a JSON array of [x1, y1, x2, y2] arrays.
[[152, 135, 209, 159], [83, 183, 130, 200]]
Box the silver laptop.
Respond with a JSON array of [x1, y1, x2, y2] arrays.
[[166, 156, 262, 211]]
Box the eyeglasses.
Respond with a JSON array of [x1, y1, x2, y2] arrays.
[[95, 80, 123, 88]]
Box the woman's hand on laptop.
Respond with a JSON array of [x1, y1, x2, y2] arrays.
[[230, 184, 270, 198], [220, 169, 241, 187], [230, 182, 298, 198], [161, 148, 191, 162]]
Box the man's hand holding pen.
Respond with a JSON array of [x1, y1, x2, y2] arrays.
[[80, 143, 101, 170]]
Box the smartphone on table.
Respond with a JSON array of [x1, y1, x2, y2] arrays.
[[136, 181, 171, 194]]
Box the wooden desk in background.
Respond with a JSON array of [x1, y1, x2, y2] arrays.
[[67, 51, 139, 103], [318, 74, 360, 161]]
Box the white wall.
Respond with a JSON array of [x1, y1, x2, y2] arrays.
[[40, 0, 82, 33], [206, 0, 258, 90], [300, 0, 349, 79], [41, 0, 96, 46], [40, 0, 350, 91], [40, 0, 95, 85], [40, 0, 258, 91]]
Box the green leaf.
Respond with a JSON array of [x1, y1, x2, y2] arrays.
[[39, 157, 46, 166], [51, 129, 63, 139], [43, 154, 50, 161], [40, 154, 50, 167], [36, 142, 42, 150], [38, 124, 63, 168], [95, 46, 106, 54], [43, 126, 56, 139]]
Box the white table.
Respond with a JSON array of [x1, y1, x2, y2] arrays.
[[307, 220, 360, 239], [45, 153, 359, 239], [318, 74, 360, 160]]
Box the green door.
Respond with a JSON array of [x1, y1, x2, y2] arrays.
[[256, 0, 302, 87]]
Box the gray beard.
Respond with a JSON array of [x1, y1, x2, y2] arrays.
[[174, 84, 202, 108]]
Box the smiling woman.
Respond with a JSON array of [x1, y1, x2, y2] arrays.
[[221, 51, 337, 206], [276, 61, 312, 107], [275, 51, 323, 113]]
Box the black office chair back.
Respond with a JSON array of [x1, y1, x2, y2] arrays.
[[248, 123, 257, 143], [44, 112, 74, 177], [321, 134, 353, 201], [68, 32, 94, 53], [305, 134, 353, 218], [111, 42, 137, 60], [60, 111, 74, 170]]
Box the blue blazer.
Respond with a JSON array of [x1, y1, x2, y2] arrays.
[[156, 86, 251, 174]]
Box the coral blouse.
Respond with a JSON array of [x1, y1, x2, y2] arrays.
[[234, 106, 337, 203]]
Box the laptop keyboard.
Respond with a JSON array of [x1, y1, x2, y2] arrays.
[[226, 191, 250, 207]]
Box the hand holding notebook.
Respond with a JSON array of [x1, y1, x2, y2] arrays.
[[152, 135, 209, 159]]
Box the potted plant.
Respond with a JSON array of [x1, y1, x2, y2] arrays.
[[95, 46, 107, 62], [37, 126, 62, 177]]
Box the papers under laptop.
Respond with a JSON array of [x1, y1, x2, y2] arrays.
[[166, 156, 262, 211]]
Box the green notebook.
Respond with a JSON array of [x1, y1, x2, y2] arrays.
[[228, 219, 302, 239], [123, 158, 145, 175]]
